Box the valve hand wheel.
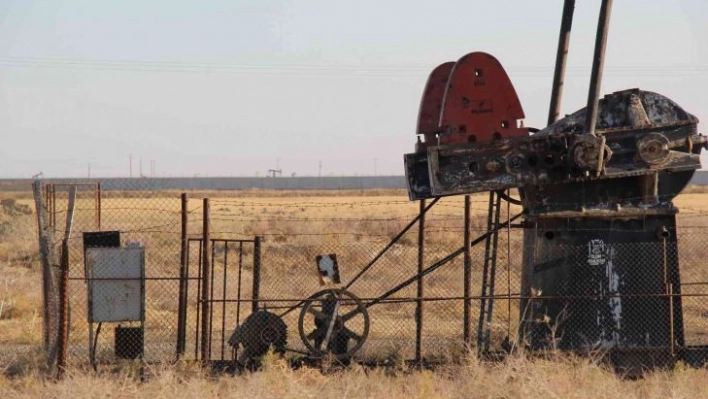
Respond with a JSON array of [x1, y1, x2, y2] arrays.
[[298, 288, 370, 359]]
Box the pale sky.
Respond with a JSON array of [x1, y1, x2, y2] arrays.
[[1, 0, 707, 178]]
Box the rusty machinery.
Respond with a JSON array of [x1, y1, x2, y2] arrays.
[[404, 0, 707, 368], [225, 0, 706, 369]]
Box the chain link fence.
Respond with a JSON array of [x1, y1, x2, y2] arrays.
[[2, 181, 708, 373]]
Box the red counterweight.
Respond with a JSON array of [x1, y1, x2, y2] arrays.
[[416, 61, 455, 151], [416, 52, 529, 150]]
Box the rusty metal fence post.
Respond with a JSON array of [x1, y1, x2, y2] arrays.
[[57, 239, 69, 377], [415, 199, 425, 363], [463, 195, 472, 346], [51, 184, 56, 230], [96, 182, 102, 231], [200, 198, 211, 364], [32, 181, 57, 364], [252, 236, 261, 314], [176, 193, 188, 358]]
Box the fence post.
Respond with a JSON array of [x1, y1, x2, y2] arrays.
[[176, 193, 188, 358], [51, 184, 56, 231], [96, 182, 102, 231], [463, 195, 472, 346], [56, 185, 76, 377], [415, 199, 426, 364], [200, 198, 211, 364], [32, 181, 58, 365], [57, 240, 69, 377], [252, 236, 261, 314]]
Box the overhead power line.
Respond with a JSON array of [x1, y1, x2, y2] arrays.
[[0, 56, 707, 77]]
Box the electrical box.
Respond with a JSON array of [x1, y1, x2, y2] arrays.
[[86, 246, 145, 323]]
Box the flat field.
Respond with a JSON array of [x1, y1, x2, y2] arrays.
[[1, 188, 708, 398]]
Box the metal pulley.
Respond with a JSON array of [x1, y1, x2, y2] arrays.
[[298, 288, 370, 359]]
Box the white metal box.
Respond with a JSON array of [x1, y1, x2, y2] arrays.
[[86, 247, 145, 323]]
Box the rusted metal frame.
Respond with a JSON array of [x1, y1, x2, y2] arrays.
[[96, 182, 101, 230], [75, 276, 186, 281], [44, 184, 50, 222], [548, 0, 576, 125], [415, 199, 426, 364], [483, 193, 503, 351], [200, 198, 211, 363], [211, 238, 256, 243], [56, 186, 76, 377], [345, 197, 441, 290], [661, 236, 676, 358], [49, 183, 98, 188], [477, 191, 502, 354], [57, 240, 69, 377], [669, 283, 675, 357], [476, 193, 495, 352], [209, 236, 217, 360], [497, 190, 522, 206], [584, 0, 613, 137], [428, 126, 700, 200], [193, 239, 203, 360], [52, 184, 57, 230], [220, 242, 229, 360], [358, 248, 464, 314], [236, 241, 244, 331], [188, 239, 255, 244], [276, 198, 442, 319], [209, 290, 706, 304], [64, 186, 76, 241], [177, 193, 188, 357], [463, 196, 472, 346], [32, 181, 57, 362], [347, 213, 523, 316], [252, 236, 261, 314]]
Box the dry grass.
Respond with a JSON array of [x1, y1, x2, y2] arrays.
[[0, 202, 43, 348], [2, 353, 708, 398], [2, 188, 708, 397]]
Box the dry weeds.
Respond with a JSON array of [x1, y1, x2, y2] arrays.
[[2, 189, 708, 397], [1, 354, 708, 398]]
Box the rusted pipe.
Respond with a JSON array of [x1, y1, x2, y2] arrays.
[[584, 0, 614, 135], [252, 236, 262, 314], [345, 197, 440, 290], [415, 199, 426, 364], [463, 196, 472, 346], [176, 193, 188, 357], [200, 198, 211, 364], [548, 0, 576, 126], [96, 183, 101, 230], [56, 240, 69, 378]]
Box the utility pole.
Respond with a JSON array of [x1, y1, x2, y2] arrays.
[[318, 161, 322, 177], [88, 163, 91, 179], [140, 157, 143, 177], [129, 154, 133, 178]]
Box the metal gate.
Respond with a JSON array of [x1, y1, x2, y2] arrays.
[[180, 237, 261, 362]]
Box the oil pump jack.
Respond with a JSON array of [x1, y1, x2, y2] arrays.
[[404, 0, 707, 368]]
